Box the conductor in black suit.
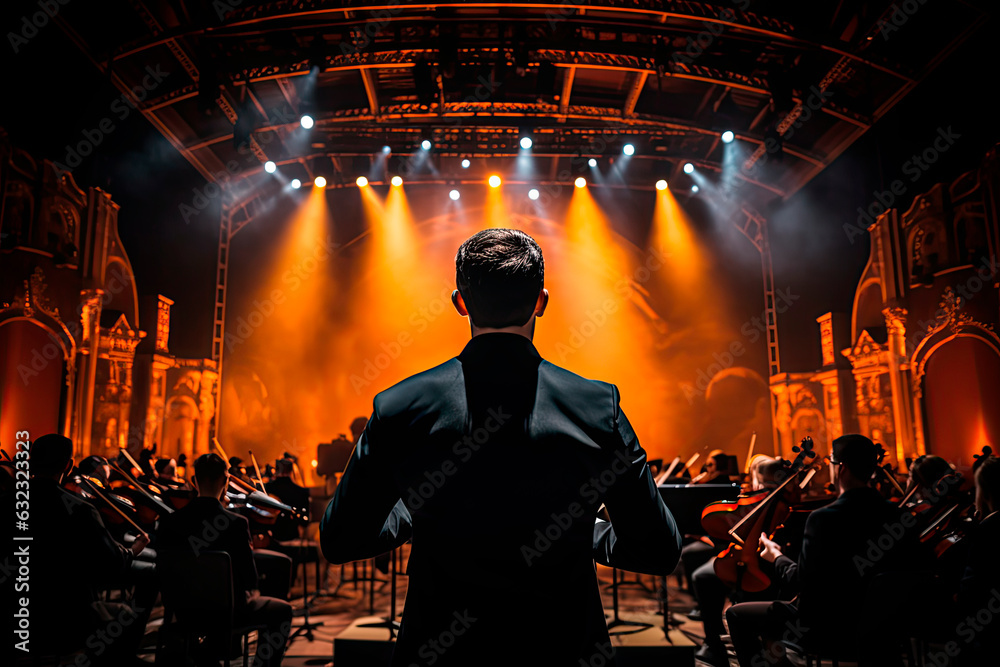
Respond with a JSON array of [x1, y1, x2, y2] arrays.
[[320, 228, 682, 666], [157, 453, 292, 667]]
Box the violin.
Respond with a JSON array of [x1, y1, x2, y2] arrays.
[[917, 446, 991, 560], [712, 437, 817, 593]]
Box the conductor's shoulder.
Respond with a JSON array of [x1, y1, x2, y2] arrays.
[[538, 359, 619, 411], [373, 358, 464, 417]]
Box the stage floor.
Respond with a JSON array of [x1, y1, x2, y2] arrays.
[[137, 558, 708, 666]]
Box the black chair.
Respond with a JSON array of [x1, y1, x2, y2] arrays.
[[156, 551, 266, 667]]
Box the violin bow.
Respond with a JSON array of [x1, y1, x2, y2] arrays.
[[212, 438, 231, 464], [110, 461, 175, 514], [744, 431, 757, 475], [76, 474, 148, 538], [248, 451, 266, 493]]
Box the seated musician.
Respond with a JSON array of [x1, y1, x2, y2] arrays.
[[905, 454, 959, 507], [952, 455, 1000, 665], [691, 456, 783, 666], [691, 450, 731, 484], [265, 458, 310, 543], [726, 434, 931, 666], [156, 453, 292, 667], [23, 434, 150, 665], [154, 457, 189, 490], [78, 454, 112, 485]]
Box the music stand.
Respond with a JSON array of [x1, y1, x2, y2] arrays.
[[357, 546, 402, 637], [606, 566, 654, 635]]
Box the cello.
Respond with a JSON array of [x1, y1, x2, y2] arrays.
[[712, 437, 817, 592]]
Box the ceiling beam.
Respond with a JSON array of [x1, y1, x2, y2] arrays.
[[623, 71, 648, 117], [559, 66, 576, 117]]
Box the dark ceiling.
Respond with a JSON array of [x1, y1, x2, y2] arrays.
[[52, 0, 989, 213]]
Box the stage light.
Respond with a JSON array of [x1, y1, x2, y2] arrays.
[[382, 145, 391, 154], [623, 143, 635, 156], [314, 176, 326, 187], [520, 136, 532, 150], [488, 175, 501, 188], [683, 162, 694, 174], [588, 158, 597, 168], [528, 189, 540, 200], [356, 176, 368, 187], [291, 179, 301, 189], [691, 185, 700, 193], [300, 114, 314, 129], [575, 177, 586, 188], [421, 139, 432, 150], [264, 161, 276, 173], [721, 130, 734, 143], [391, 175, 403, 186], [449, 189, 460, 201], [461, 159, 471, 168], [656, 179, 668, 191]]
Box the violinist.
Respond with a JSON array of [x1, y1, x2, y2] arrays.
[[726, 434, 931, 666], [691, 456, 783, 667], [904, 455, 959, 508], [157, 453, 292, 667], [79, 454, 112, 485], [691, 450, 731, 484], [953, 455, 1000, 664], [23, 434, 150, 665], [154, 457, 191, 490], [265, 458, 310, 543]]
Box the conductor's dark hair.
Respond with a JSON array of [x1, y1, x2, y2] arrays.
[[455, 228, 544, 328], [29, 434, 73, 477], [193, 452, 228, 486]]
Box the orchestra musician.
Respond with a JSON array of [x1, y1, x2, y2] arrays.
[[691, 456, 784, 666], [265, 457, 310, 543], [954, 455, 1000, 664], [23, 434, 150, 665], [321, 229, 681, 667], [725, 434, 933, 666], [156, 453, 292, 667], [154, 457, 190, 490], [78, 454, 112, 485], [690, 449, 731, 484]]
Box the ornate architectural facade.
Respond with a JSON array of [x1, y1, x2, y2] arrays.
[[771, 144, 1000, 469], [0, 135, 215, 460]]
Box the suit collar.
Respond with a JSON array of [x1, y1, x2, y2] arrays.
[[458, 332, 542, 362]]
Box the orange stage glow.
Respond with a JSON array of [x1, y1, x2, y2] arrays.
[[221, 187, 755, 472]]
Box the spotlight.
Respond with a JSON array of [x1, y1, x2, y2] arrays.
[[421, 139, 432, 150], [588, 158, 597, 168], [461, 159, 471, 168], [574, 177, 586, 188], [691, 185, 700, 193], [449, 189, 460, 201], [291, 179, 301, 189], [391, 175, 403, 186], [314, 176, 327, 187], [721, 130, 734, 143], [264, 161, 276, 174], [528, 189, 540, 200], [683, 162, 694, 174], [300, 114, 314, 129], [655, 179, 668, 191], [623, 143, 635, 156], [488, 175, 501, 188], [356, 176, 368, 187], [382, 145, 391, 154], [519, 136, 533, 150]]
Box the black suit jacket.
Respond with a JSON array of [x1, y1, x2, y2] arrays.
[[321, 333, 681, 666], [774, 486, 930, 650], [156, 497, 258, 608]]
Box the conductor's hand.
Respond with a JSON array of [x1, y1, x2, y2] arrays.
[[131, 533, 150, 556], [758, 533, 782, 563]]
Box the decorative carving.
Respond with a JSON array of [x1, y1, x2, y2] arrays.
[[80, 290, 103, 343], [844, 330, 885, 369], [818, 315, 834, 367], [883, 307, 907, 336], [10, 267, 61, 320]]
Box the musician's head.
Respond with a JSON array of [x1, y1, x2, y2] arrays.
[[453, 228, 547, 338], [193, 452, 229, 499], [29, 434, 74, 481], [909, 454, 954, 498], [79, 455, 111, 485], [830, 434, 878, 492], [750, 456, 784, 490], [705, 450, 729, 479], [275, 458, 295, 478], [974, 456, 1000, 517], [154, 457, 177, 479]]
